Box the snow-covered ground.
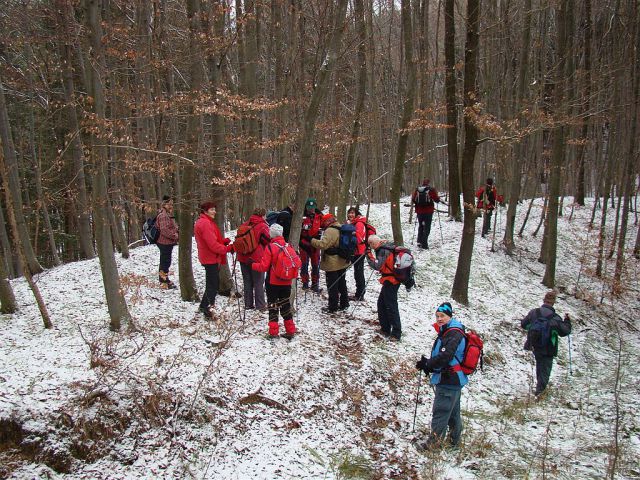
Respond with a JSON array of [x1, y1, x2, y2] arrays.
[[1, 197, 639, 479]]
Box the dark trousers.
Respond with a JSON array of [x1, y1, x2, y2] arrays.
[[240, 262, 266, 309], [430, 386, 463, 446], [482, 210, 493, 236], [199, 264, 220, 310], [301, 248, 320, 286], [326, 268, 349, 311], [265, 283, 292, 322], [417, 213, 433, 248], [157, 243, 174, 276], [352, 254, 366, 299], [378, 281, 401, 339], [534, 352, 554, 395]]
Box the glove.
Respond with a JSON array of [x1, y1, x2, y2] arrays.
[[227, 244, 234, 254], [415, 355, 430, 373], [223, 238, 231, 246]]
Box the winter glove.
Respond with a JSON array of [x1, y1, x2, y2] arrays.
[[223, 238, 232, 246], [415, 355, 431, 373]]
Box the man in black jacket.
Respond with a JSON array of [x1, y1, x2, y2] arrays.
[[521, 290, 572, 397]]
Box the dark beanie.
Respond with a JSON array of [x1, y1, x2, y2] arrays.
[[436, 302, 453, 318], [486, 177, 494, 186]]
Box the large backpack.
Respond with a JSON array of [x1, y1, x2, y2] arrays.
[[271, 243, 301, 280], [234, 223, 259, 255], [143, 215, 160, 244], [327, 224, 357, 259], [355, 218, 377, 244], [266, 210, 281, 226], [526, 309, 552, 350], [382, 245, 415, 290], [445, 327, 484, 375], [415, 186, 434, 207]]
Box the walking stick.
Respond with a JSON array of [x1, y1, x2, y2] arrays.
[[412, 370, 422, 432], [568, 333, 573, 376], [231, 257, 245, 322], [436, 208, 443, 246]]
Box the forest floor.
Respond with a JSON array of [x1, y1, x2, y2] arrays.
[[1, 197, 639, 479]]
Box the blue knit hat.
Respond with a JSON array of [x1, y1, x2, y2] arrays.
[[436, 302, 453, 317]]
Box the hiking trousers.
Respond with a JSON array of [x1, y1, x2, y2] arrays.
[[240, 262, 266, 310], [430, 386, 462, 446], [378, 281, 401, 340], [157, 243, 174, 276], [417, 213, 433, 248], [482, 210, 493, 236], [534, 352, 554, 395], [326, 268, 349, 311], [352, 254, 366, 299], [199, 264, 220, 310]]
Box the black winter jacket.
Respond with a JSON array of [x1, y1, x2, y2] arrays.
[[521, 303, 572, 357]]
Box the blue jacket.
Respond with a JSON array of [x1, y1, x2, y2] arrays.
[[424, 318, 468, 389]]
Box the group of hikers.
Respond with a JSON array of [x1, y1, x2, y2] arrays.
[[150, 177, 572, 451]]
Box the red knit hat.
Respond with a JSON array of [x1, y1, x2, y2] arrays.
[[321, 214, 336, 229], [200, 201, 216, 213]]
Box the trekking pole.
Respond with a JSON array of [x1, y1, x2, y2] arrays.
[[231, 257, 245, 323], [568, 334, 573, 376], [349, 267, 376, 317], [436, 208, 443, 246], [412, 370, 422, 432], [411, 216, 418, 245]]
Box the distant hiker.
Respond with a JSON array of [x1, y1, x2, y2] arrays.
[[194, 202, 234, 319], [411, 178, 441, 249], [235, 207, 270, 311], [276, 204, 295, 242], [366, 235, 402, 341], [414, 302, 467, 450], [347, 207, 371, 300], [521, 290, 572, 397], [476, 177, 498, 237], [156, 195, 179, 289], [300, 198, 323, 293], [252, 223, 300, 339], [311, 213, 350, 313]]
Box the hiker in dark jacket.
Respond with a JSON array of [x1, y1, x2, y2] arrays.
[[521, 290, 572, 396], [415, 302, 468, 450], [411, 178, 441, 249], [367, 235, 402, 341], [311, 213, 350, 313], [347, 207, 368, 300], [236, 207, 270, 311], [252, 223, 298, 339], [156, 195, 179, 289], [476, 177, 498, 237], [277, 204, 294, 242]]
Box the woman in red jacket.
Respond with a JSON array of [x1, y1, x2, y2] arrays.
[[194, 202, 233, 319]]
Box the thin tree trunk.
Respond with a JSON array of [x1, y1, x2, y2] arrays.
[[444, 0, 461, 221], [0, 203, 15, 277], [451, 0, 481, 305], [0, 247, 17, 313], [574, 0, 592, 206]]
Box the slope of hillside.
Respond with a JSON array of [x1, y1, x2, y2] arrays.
[[1, 197, 639, 479]]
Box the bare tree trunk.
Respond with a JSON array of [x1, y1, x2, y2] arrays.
[[444, 0, 462, 221], [575, 0, 592, 206], [451, 0, 481, 305], [82, 0, 131, 330], [0, 204, 15, 277], [0, 247, 16, 313], [0, 77, 43, 275], [289, 0, 349, 249]]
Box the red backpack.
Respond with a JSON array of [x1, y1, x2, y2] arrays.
[[445, 328, 484, 375], [271, 243, 301, 280], [234, 223, 259, 255]]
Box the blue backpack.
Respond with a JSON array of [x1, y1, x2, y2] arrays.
[[526, 309, 552, 350], [143, 215, 160, 244], [327, 224, 357, 259]]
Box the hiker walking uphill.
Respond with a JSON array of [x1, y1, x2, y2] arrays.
[[156, 195, 179, 289], [414, 302, 468, 450], [194, 202, 234, 320], [367, 235, 403, 341], [411, 178, 440, 249], [476, 177, 498, 237], [251, 223, 300, 339], [347, 207, 373, 301], [235, 207, 270, 311], [300, 198, 323, 293], [521, 290, 572, 397], [311, 214, 351, 314]]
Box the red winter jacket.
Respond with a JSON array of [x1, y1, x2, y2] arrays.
[[194, 213, 230, 265], [251, 236, 294, 286], [236, 214, 271, 264], [412, 186, 440, 214], [476, 185, 498, 210], [300, 209, 323, 252], [156, 208, 179, 245], [351, 216, 368, 255]]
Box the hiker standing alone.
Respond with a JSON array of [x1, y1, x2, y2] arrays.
[[415, 302, 467, 449], [156, 195, 179, 289], [476, 177, 498, 237], [411, 178, 440, 249], [521, 290, 572, 397]]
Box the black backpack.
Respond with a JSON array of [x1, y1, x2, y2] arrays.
[[526, 309, 552, 350], [415, 186, 433, 207], [326, 224, 357, 259], [143, 215, 160, 244]]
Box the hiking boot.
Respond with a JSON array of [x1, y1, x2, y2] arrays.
[[389, 336, 401, 343], [377, 329, 390, 337], [321, 307, 338, 315], [166, 280, 177, 290], [338, 304, 350, 311], [199, 306, 212, 318], [311, 284, 322, 294], [349, 295, 364, 301], [281, 332, 296, 340], [302, 283, 310, 290]]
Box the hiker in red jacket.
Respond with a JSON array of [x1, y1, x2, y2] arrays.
[[411, 178, 440, 249], [476, 177, 498, 237], [347, 207, 368, 300], [252, 223, 299, 339], [236, 207, 270, 311], [156, 195, 179, 289], [300, 197, 323, 293], [194, 202, 234, 319]]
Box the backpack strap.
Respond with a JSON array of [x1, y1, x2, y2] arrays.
[[443, 327, 466, 368]]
